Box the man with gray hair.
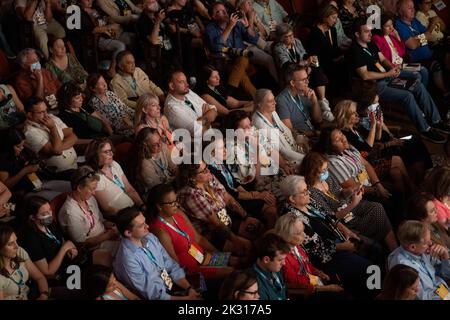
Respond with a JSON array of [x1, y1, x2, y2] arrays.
[[14, 48, 61, 107], [110, 50, 165, 109], [388, 220, 450, 300]]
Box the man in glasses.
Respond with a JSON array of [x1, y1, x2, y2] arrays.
[[276, 64, 326, 141], [24, 96, 78, 180], [388, 220, 450, 300]]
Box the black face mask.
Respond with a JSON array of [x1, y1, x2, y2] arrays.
[[0, 94, 13, 107]]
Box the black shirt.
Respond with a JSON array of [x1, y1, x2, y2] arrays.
[[349, 41, 383, 76], [58, 109, 107, 140], [20, 225, 69, 275]]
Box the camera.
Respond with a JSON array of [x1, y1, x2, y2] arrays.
[[233, 10, 242, 18], [221, 47, 254, 58]]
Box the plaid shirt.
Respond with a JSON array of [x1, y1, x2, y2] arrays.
[[178, 175, 227, 234]]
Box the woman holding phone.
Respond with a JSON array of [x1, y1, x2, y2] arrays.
[[299, 151, 398, 252], [351, 80, 433, 185]]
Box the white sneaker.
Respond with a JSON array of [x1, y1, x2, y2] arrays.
[[319, 98, 334, 122]]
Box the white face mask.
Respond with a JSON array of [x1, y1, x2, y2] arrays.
[[367, 103, 379, 113]]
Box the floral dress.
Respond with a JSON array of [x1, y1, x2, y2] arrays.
[[88, 90, 135, 137]]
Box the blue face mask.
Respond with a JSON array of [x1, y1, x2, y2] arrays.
[[320, 170, 329, 182]]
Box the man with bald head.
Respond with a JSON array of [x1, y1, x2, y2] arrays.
[[395, 0, 450, 100]]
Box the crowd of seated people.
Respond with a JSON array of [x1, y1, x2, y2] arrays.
[[1, 0, 450, 301]]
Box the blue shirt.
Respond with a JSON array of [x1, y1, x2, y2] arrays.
[[253, 263, 287, 300], [113, 233, 186, 300], [205, 20, 259, 55], [395, 18, 433, 62], [276, 88, 314, 133], [388, 246, 450, 300]]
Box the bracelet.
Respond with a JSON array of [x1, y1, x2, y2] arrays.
[[185, 286, 192, 292], [373, 181, 381, 186], [40, 291, 49, 297]]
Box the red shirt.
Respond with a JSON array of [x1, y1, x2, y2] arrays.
[[282, 245, 320, 294], [14, 68, 61, 104], [150, 212, 218, 279]]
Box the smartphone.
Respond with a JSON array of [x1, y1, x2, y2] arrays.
[[400, 135, 412, 140]]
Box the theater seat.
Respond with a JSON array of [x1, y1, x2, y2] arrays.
[[49, 192, 68, 223], [113, 142, 133, 169]]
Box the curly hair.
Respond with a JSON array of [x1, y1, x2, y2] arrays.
[[298, 151, 329, 186], [176, 162, 202, 190], [423, 166, 450, 201]]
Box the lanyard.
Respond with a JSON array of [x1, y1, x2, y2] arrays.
[[204, 185, 224, 207], [158, 215, 191, 244], [185, 99, 196, 113], [210, 163, 237, 191], [102, 289, 129, 300], [254, 265, 284, 299], [288, 92, 313, 130], [362, 47, 373, 57], [287, 45, 299, 63], [256, 111, 283, 132], [9, 269, 25, 295], [45, 227, 61, 246], [141, 247, 163, 271], [152, 156, 168, 174], [77, 200, 96, 234], [343, 150, 363, 173], [127, 77, 137, 94], [103, 167, 126, 191], [293, 246, 308, 275], [304, 206, 327, 220], [327, 30, 333, 46], [409, 255, 439, 287]]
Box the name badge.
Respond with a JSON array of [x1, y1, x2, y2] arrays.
[[375, 62, 387, 73], [123, 9, 131, 16], [436, 284, 450, 300], [357, 171, 368, 185], [308, 274, 324, 287], [27, 172, 43, 190], [45, 94, 58, 110], [343, 212, 354, 223], [163, 39, 172, 50], [188, 243, 204, 264], [217, 208, 232, 226], [160, 269, 173, 290]]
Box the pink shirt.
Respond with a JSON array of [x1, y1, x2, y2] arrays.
[[433, 199, 450, 224], [372, 34, 406, 65]]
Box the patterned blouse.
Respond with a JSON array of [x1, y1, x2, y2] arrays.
[[88, 90, 135, 137], [281, 203, 339, 266]]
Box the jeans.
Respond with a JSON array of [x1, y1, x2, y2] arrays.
[[377, 72, 441, 132], [400, 66, 429, 87]]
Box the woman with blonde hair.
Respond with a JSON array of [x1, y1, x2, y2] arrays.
[[134, 93, 174, 149], [334, 99, 413, 196]]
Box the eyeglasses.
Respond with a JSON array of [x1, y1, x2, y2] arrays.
[[160, 199, 178, 207], [241, 290, 259, 296], [295, 76, 309, 82], [298, 189, 310, 196], [33, 109, 48, 115]]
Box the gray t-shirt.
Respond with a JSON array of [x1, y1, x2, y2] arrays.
[[276, 88, 313, 133]]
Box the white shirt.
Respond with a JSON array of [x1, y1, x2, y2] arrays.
[[164, 90, 215, 136], [95, 161, 134, 213], [24, 115, 78, 172], [58, 195, 106, 244], [252, 110, 304, 164]]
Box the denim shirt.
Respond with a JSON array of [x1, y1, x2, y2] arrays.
[[113, 233, 186, 300], [388, 246, 450, 300], [205, 20, 259, 55]]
